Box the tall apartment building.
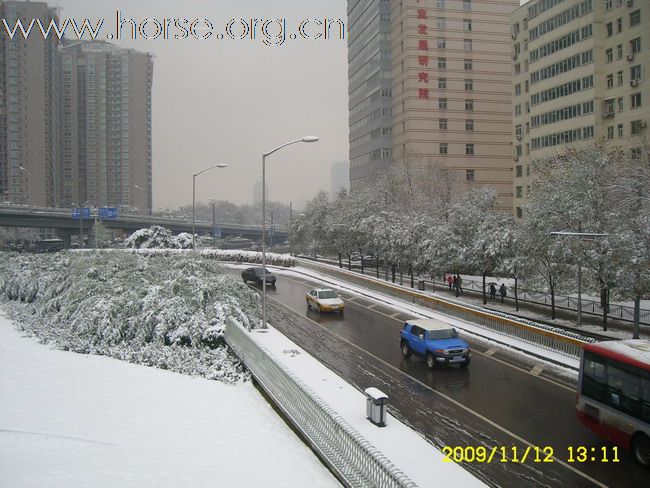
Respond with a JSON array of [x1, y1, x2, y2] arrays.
[[0, 1, 60, 206], [60, 41, 153, 213], [511, 0, 649, 219], [348, 0, 519, 211], [348, 0, 394, 190]]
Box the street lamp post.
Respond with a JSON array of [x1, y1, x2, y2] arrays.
[[71, 203, 83, 248], [550, 228, 608, 326], [261, 136, 318, 329], [18, 166, 30, 204], [192, 164, 228, 250]]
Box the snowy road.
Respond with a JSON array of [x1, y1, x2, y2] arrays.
[[235, 267, 648, 488]]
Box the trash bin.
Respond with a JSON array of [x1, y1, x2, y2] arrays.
[[364, 387, 388, 427], [418, 280, 426, 291]]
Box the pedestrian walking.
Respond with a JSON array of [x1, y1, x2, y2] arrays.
[[499, 283, 507, 303], [447, 274, 453, 291], [489, 283, 497, 300], [456, 274, 463, 296]]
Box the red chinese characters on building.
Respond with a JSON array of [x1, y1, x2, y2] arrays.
[[417, 2, 429, 99]]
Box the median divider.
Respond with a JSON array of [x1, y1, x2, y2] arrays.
[[295, 258, 595, 361]]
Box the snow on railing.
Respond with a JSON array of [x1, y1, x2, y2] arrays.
[[296, 258, 595, 361], [118, 248, 296, 267], [224, 318, 418, 488]]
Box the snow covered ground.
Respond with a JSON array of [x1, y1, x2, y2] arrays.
[[0, 311, 340, 488]]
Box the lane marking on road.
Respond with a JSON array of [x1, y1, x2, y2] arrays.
[[484, 347, 498, 357], [366, 303, 378, 310], [267, 292, 608, 488], [390, 312, 402, 319], [530, 364, 546, 376], [281, 274, 576, 393]]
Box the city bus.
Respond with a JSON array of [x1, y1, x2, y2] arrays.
[[576, 339, 650, 467]]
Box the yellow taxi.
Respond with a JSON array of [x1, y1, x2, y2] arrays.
[[306, 288, 345, 314]]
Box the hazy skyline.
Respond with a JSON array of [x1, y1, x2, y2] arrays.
[[47, 0, 349, 210]]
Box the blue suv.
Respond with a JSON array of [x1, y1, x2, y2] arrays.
[[400, 319, 470, 369]]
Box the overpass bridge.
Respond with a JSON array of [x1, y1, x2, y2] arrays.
[[0, 205, 287, 247]]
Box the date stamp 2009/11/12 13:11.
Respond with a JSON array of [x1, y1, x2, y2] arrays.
[[442, 445, 620, 464]]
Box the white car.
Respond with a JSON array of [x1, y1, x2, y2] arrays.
[[306, 288, 345, 314]]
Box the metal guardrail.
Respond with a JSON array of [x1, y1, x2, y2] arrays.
[[321, 257, 649, 327], [296, 258, 595, 361], [224, 318, 418, 488]]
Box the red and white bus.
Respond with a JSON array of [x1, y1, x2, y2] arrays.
[[577, 339, 650, 467]]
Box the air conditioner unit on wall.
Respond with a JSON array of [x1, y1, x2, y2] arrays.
[[630, 79, 639, 87], [627, 54, 634, 61], [627, 0, 634, 7], [640, 121, 647, 129], [604, 112, 615, 118]]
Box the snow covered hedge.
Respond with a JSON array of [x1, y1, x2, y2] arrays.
[[0, 251, 265, 383], [124, 248, 296, 267]]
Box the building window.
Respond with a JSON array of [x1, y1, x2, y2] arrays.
[[617, 97, 624, 112], [606, 22, 613, 37], [439, 118, 448, 130], [516, 165, 523, 177], [607, 126, 614, 139], [606, 48, 613, 63], [606, 74, 613, 88], [618, 123, 624, 137], [514, 63, 521, 74], [465, 119, 474, 131], [631, 120, 644, 135], [631, 93, 641, 108], [438, 57, 447, 69], [516, 207, 523, 218], [438, 77, 447, 89], [515, 104, 522, 116], [463, 0, 472, 11], [630, 10, 641, 27], [465, 99, 474, 111], [436, 0, 446, 9], [631, 148, 642, 159], [516, 186, 523, 198], [630, 37, 641, 54], [466, 143, 475, 155], [439, 98, 448, 110], [617, 71, 623, 86], [464, 39, 472, 51], [437, 37, 446, 49], [605, 0, 613, 10], [464, 59, 473, 70], [617, 44, 623, 59], [463, 19, 472, 32], [630, 64, 641, 81], [466, 169, 475, 181], [437, 17, 446, 29], [515, 83, 521, 96], [465, 79, 473, 91], [616, 17, 622, 33], [440, 143, 448, 154]]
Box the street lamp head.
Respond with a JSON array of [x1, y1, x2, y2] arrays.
[[301, 136, 319, 143], [216, 163, 228, 168]]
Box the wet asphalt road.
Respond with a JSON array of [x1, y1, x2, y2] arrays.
[[231, 268, 649, 488]]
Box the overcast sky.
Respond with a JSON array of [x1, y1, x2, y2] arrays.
[[51, 0, 349, 210]]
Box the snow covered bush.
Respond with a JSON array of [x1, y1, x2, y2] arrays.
[[123, 225, 193, 249], [0, 251, 264, 383], [125, 248, 295, 267]]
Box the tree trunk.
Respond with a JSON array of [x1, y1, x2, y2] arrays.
[[376, 257, 380, 279], [338, 252, 342, 268], [391, 264, 396, 283], [550, 285, 556, 320], [347, 255, 351, 271], [633, 295, 640, 339], [514, 276, 519, 312], [360, 249, 364, 275], [409, 264, 414, 288], [482, 272, 487, 305], [602, 285, 608, 332], [399, 265, 403, 285]]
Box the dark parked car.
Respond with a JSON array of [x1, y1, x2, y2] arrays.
[[241, 267, 276, 287]]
